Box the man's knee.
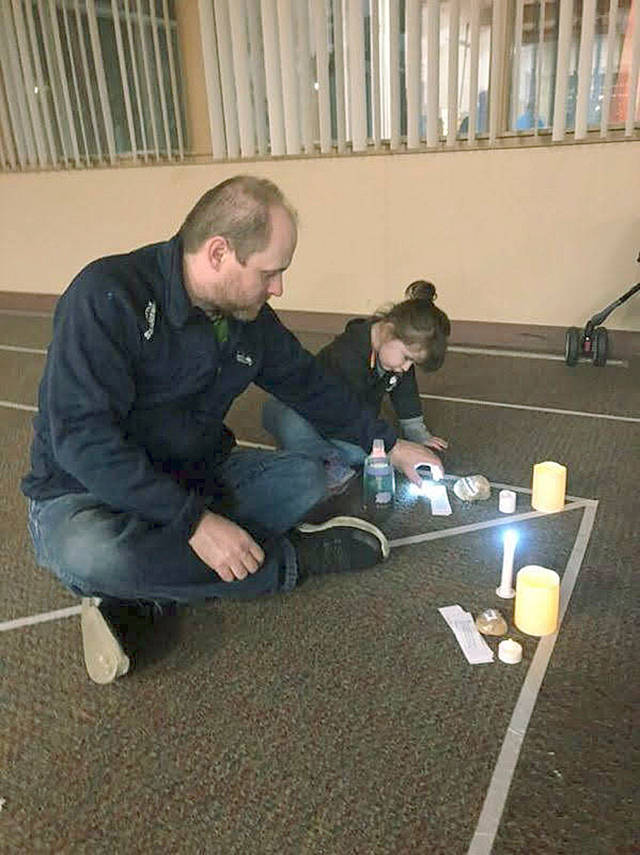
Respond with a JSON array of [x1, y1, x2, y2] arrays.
[[47, 513, 135, 594], [60, 529, 121, 585]]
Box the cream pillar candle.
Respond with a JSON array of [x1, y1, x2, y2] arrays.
[[514, 565, 560, 636], [531, 461, 567, 512]]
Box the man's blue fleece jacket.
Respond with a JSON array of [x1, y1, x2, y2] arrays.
[[21, 236, 398, 541]]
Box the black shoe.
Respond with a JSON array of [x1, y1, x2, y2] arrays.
[[292, 516, 389, 580], [81, 598, 130, 685], [81, 597, 178, 684]]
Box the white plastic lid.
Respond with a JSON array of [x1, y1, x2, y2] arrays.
[[371, 438, 386, 456], [498, 638, 523, 664]]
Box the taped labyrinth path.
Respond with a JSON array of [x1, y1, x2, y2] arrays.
[[384, 474, 598, 855], [1, 475, 599, 855]]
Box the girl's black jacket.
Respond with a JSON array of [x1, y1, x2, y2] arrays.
[[316, 318, 424, 421]]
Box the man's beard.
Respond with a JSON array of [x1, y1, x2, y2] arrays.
[[229, 304, 262, 322], [212, 278, 265, 322]]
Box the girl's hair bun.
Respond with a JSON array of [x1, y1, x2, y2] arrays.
[[377, 278, 450, 372], [405, 280, 437, 303]]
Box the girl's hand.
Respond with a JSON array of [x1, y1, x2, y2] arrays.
[[389, 439, 444, 484], [425, 435, 448, 451]]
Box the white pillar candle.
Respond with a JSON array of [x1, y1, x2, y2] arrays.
[[496, 529, 518, 598]]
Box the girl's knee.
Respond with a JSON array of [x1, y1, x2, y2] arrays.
[[269, 451, 326, 506], [261, 396, 282, 434], [291, 455, 327, 508]]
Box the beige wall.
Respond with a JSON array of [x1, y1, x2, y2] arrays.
[[1, 141, 639, 330]]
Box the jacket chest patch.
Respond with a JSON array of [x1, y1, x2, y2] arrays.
[[235, 351, 254, 366]]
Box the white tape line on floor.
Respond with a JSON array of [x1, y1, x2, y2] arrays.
[[419, 393, 640, 423], [388, 500, 589, 549], [466, 500, 598, 855], [0, 604, 81, 632]]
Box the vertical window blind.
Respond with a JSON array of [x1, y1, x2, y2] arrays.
[[0, 0, 637, 171], [0, 0, 184, 168]]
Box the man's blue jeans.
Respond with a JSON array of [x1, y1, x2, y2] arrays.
[[262, 397, 367, 468], [27, 449, 326, 604]]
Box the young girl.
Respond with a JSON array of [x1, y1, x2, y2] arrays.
[[262, 280, 450, 493]]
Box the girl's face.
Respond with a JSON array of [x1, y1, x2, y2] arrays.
[[376, 324, 425, 373]]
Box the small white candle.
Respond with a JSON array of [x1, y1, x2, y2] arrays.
[[499, 489, 516, 513], [496, 529, 518, 598], [498, 639, 523, 664]]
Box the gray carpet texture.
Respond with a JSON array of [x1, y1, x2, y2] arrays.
[[0, 312, 638, 854]]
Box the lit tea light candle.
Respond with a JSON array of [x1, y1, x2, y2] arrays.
[[496, 529, 518, 598], [531, 461, 567, 512], [514, 565, 560, 636]]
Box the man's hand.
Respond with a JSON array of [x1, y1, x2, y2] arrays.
[[425, 435, 448, 452], [188, 511, 265, 582], [389, 438, 445, 485]]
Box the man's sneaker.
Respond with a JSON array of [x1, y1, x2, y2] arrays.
[[292, 516, 389, 579], [80, 597, 130, 685], [81, 598, 179, 684]]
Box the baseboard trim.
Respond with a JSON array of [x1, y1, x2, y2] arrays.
[[0, 291, 58, 313], [1, 292, 637, 360], [276, 309, 639, 361]]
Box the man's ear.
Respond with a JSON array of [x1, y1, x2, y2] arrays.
[[379, 320, 395, 342], [206, 236, 230, 271]]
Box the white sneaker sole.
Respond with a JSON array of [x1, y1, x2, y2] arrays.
[[81, 598, 130, 685], [297, 516, 390, 559]]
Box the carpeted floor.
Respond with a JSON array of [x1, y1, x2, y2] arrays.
[[0, 313, 638, 854]]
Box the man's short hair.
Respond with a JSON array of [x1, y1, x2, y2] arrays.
[[179, 175, 297, 264]]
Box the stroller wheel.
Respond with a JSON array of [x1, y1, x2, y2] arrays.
[[592, 326, 608, 367], [565, 327, 581, 366]]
